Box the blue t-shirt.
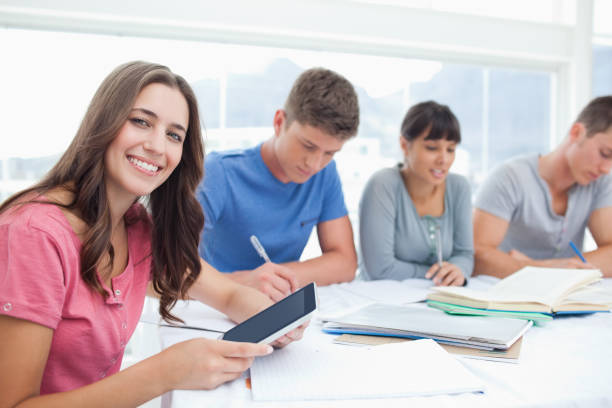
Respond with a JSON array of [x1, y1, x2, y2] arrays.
[[197, 144, 348, 272]]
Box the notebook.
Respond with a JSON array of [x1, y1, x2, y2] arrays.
[[250, 338, 484, 401], [427, 266, 612, 315], [321, 303, 531, 350], [333, 333, 523, 363], [427, 300, 553, 322]]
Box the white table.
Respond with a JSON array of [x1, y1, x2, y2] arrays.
[[157, 277, 612, 408]]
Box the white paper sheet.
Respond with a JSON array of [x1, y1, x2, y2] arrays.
[[142, 299, 236, 333], [250, 339, 484, 401], [336, 279, 432, 304]]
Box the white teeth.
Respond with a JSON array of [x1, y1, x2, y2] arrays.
[[128, 157, 159, 172]]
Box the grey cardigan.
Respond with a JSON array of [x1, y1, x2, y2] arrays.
[[358, 166, 474, 281]]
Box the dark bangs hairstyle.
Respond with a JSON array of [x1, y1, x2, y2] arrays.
[[400, 100, 461, 143], [0, 61, 205, 323]]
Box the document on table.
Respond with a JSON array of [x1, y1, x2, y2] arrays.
[[250, 338, 484, 401], [335, 278, 432, 304], [141, 299, 236, 333], [316, 279, 432, 322], [322, 303, 531, 350], [333, 334, 523, 363]]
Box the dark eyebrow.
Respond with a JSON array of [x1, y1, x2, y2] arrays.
[[132, 108, 187, 133]]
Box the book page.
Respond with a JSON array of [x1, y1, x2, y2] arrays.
[[429, 286, 495, 302], [250, 339, 484, 401], [490, 267, 601, 305], [557, 285, 612, 310]]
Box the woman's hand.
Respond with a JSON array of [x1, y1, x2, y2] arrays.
[[162, 338, 273, 390], [270, 321, 309, 348], [425, 262, 465, 286], [186, 258, 308, 353]]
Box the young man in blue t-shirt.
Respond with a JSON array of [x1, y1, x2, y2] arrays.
[[197, 68, 360, 301]]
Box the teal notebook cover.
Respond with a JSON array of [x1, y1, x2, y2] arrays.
[[426, 300, 553, 321]]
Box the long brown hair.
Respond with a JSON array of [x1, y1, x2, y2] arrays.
[[0, 61, 204, 322]]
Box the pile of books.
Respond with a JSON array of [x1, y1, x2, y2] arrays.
[[427, 266, 612, 319], [322, 267, 612, 362]]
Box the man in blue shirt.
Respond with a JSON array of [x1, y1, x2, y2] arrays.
[[197, 68, 360, 301]]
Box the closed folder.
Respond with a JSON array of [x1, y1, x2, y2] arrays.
[[321, 303, 532, 350]]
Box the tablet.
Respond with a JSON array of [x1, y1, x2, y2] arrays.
[[221, 282, 317, 344]]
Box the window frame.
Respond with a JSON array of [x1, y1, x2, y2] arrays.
[[0, 0, 594, 145]]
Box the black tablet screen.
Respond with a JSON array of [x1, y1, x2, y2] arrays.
[[222, 283, 315, 343]]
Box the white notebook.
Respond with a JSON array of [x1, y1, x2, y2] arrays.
[[322, 303, 531, 349], [250, 339, 484, 401]]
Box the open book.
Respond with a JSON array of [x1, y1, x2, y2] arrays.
[[427, 266, 612, 315]]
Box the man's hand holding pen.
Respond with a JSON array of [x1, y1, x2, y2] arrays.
[[247, 263, 299, 302], [248, 235, 299, 301]]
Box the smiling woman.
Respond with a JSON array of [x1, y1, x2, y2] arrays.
[[105, 84, 188, 199], [0, 61, 303, 408]]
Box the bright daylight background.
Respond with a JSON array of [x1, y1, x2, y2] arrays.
[[1, 0, 612, 406]]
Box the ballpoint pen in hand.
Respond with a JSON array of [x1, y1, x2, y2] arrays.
[[569, 240, 587, 263], [250, 235, 271, 263]]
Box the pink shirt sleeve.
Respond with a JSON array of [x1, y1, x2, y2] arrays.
[[0, 218, 68, 329]]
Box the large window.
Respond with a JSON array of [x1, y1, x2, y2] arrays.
[[593, 0, 612, 98], [1, 28, 552, 210], [593, 44, 612, 97]]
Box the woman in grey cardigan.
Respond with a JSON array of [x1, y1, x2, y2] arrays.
[[359, 101, 473, 285]]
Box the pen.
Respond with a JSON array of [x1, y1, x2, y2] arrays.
[[250, 235, 271, 263], [569, 241, 587, 263], [435, 224, 443, 269]]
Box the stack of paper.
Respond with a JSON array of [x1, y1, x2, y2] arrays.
[[250, 339, 484, 401], [322, 303, 531, 350], [333, 334, 523, 363]]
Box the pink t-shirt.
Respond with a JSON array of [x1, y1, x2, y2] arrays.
[[0, 201, 152, 394]]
